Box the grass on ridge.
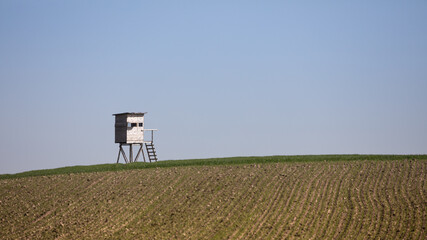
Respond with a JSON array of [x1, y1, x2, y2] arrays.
[[1, 154, 426, 180]]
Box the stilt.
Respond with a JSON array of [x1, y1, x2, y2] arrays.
[[116, 145, 121, 163], [119, 144, 128, 163], [134, 144, 143, 162], [142, 143, 146, 162], [129, 144, 133, 163]]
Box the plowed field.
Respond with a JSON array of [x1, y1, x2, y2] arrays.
[[1, 159, 426, 239]]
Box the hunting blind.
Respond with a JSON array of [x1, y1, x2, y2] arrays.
[[113, 112, 158, 163]]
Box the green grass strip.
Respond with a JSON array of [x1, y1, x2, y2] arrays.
[[1, 154, 426, 180]]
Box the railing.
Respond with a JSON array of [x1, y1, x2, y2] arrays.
[[143, 129, 158, 143]]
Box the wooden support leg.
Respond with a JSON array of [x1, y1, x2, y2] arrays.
[[120, 145, 128, 163], [142, 143, 146, 163], [134, 144, 143, 162], [129, 144, 133, 163], [116, 145, 122, 163]]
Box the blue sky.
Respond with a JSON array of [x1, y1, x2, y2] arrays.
[[1, 1, 426, 174]]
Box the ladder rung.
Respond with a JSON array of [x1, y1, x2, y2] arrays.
[[145, 143, 157, 162]]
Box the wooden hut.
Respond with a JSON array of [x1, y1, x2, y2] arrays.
[[113, 112, 158, 163]]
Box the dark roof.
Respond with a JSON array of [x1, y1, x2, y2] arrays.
[[113, 112, 147, 116]]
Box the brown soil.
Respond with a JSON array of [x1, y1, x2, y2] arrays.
[[0, 160, 426, 239]]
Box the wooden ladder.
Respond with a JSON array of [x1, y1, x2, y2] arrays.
[[145, 142, 158, 162]]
